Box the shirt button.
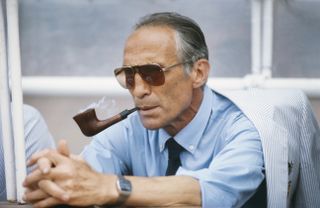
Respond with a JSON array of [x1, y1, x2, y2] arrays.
[[189, 145, 194, 150], [160, 144, 164, 149]]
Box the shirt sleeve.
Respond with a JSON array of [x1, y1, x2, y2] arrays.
[[81, 121, 131, 175], [176, 116, 265, 208], [23, 105, 56, 174], [0, 105, 55, 200]]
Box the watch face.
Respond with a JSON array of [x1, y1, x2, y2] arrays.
[[117, 175, 132, 196], [120, 179, 131, 192]]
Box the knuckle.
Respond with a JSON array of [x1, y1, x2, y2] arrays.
[[37, 180, 47, 189]]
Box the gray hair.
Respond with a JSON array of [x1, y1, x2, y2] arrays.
[[134, 12, 209, 74]]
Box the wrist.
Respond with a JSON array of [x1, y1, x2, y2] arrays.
[[97, 174, 119, 206]]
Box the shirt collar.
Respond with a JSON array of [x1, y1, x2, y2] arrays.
[[159, 85, 213, 154]]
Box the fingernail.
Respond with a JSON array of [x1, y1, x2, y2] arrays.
[[42, 168, 49, 174], [22, 194, 26, 201]]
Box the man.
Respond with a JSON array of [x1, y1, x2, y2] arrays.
[[23, 12, 266, 207], [0, 104, 55, 201]]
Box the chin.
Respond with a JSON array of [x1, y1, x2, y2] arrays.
[[141, 123, 161, 130], [140, 118, 163, 130]]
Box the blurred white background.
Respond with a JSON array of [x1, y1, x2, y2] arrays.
[[17, 0, 320, 153]]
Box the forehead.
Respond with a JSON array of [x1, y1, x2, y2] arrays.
[[123, 26, 178, 65]]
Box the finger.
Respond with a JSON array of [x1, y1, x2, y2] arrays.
[[38, 179, 70, 202], [27, 149, 51, 166], [36, 149, 69, 167], [37, 157, 53, 174], [24, 182, 38, 192], [33, 196, 62, 208], [70, 153, 84, 161], [23, 188, 49, 203], [57, 139, 70, 157], [23, 168, 47, 187]]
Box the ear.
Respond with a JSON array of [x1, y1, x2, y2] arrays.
[[190, 59, 210, 88]]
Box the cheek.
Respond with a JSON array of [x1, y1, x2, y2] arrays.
[[168, 91, 192, 112], [162, 80, 193, 112]]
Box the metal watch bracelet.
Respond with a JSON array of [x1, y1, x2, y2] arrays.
[[115, 175, 132, 205]]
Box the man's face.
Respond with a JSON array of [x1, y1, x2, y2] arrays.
[[123, 26, 200, 132]]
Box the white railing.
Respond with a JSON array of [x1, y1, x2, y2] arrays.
[[0, 0, 16, 201], [0, 0, 26, 202], [22, 76, 320, 98], [7, 0, 26, 202]]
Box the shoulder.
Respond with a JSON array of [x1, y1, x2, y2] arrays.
[[22, 104, 52, 138], [216, 88, 306, 107], [209, 91, 260, 144], [22, 104, 55, 155], [210, 90, 253, 126], [23, 104, 43, 124]]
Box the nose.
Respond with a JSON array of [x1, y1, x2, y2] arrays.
[[130, 73, 151, 98]]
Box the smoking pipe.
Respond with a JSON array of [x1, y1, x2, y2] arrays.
[[73, 107, 139, 137]]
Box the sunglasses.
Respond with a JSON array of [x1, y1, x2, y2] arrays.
[[114, 61, 191, 89]]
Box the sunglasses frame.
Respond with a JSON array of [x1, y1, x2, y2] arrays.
[[114, 61, 191, 89]]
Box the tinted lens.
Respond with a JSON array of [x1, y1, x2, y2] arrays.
[[114, 67, 131, 89], [125, 69, 135, 89], [114, 64, 165, 89], [138, 64, 165, 86]]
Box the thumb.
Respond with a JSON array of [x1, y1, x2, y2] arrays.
[[57, 139, 70, 157]]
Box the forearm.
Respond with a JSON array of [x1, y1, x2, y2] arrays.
[[100, 175, 201, 207]]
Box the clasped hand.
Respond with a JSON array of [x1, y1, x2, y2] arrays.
[[23, 140, 117, 207]]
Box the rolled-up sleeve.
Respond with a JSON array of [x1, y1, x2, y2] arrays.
[[177, 123, 264, 208]]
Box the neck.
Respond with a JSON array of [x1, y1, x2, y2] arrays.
[[164, 87, 204, 136]]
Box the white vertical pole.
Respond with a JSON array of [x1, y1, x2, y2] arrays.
[[0, 0, 16, 201], [6, 0, 26, 203], [262, 0, 274, 76], [251, 0, 262, 75]]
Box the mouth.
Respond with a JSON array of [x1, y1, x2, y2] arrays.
[[138, 106, 157, 111]]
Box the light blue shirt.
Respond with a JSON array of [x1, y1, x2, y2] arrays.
[[0, 105, 55, 201], [82, 85, 265, 208]]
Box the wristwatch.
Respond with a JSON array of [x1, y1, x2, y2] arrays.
[[115, 175, 132, 205]]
